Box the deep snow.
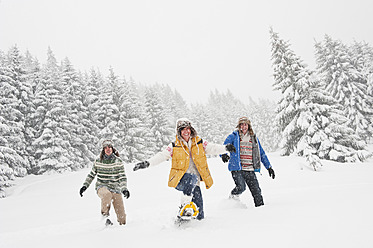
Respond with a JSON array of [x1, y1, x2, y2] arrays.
[[1, 152, 373, 248]]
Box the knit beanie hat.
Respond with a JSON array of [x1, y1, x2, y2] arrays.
[[102, 139, 114, 148], [176, 118, 197, 139]]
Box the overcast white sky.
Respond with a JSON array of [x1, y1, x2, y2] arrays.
[[1, 0, 372, 104]]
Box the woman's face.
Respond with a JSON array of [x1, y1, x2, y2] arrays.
[[240, 123, 249, 135], [181, 127, 191, 142], [104, 146, 113, 156]]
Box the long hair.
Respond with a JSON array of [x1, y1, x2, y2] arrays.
[[100, 147, 120, 161], [247, 123, 254, 136], [238, 124, 254, 136]]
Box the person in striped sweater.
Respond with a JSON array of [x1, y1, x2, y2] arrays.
[[79, 140, 130, 226], [222, 117, 275, 207]]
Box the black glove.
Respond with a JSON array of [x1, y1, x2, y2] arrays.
[[221, 154, 230, 163], [268, 167, 275, 179], [79, 186, 87, 197], [122, 189, 130, 199], [133, 161, 150, 171], [225, 144, 236, 153]]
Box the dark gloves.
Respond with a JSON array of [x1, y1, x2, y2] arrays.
[[79, 186, 87, 197], [133, 161, 150, 171], [225, 144, 236, 153], [268, 167, 275, 179], [122, 189, 130, 199], [221, 154, 230, 163]]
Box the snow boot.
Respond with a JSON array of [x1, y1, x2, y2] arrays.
[[105, 218, 113, 226], [229, 193, 240, 201]]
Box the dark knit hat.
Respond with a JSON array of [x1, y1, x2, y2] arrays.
[[176, 118, 197, 139]]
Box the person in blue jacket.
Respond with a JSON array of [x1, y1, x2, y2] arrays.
[[222, 117, 275, 207]]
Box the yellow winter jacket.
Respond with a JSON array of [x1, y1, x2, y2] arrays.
[[168, 136, 213, 189]]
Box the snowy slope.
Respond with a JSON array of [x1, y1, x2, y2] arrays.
[[1, 152, 373, 248]]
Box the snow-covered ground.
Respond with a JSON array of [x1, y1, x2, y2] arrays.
[[1, 152, 372, 248]]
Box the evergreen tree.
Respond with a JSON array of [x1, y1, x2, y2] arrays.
[[117, 78, 148, 162], [143, 86, 173, 152], [189, 102, 208, 138], [171, 88, 190, 123], [271, 30, 369, 163], [153, 83, 174, 126], [269, 28, 308, 155], [6, 46, 32, 169], [0, 52, 28, 197], [348, 41, 373, 141], [60, 58, 94, 169], [107, 67, 128, 152], [22, 51, 41, 169], [315, 35, 373, 142], [95, 68, 120, 143], [84, 68, 104, 155], [204, 90, 225, 143], [295, 74, 368, 166], [31, 48, 73, 174]]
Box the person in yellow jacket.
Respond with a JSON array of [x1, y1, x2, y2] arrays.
[[134, 118, 236, 221]]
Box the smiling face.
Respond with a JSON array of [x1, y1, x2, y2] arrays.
[[104, 146, 113, 156], [240, 123, 249, 135], [180, 127, 191, 142]]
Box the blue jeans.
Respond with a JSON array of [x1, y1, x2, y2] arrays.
[[176, 173, 204, 220], [231, 170, 264, 207]]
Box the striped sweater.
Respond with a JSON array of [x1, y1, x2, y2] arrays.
[[240, 134, 254, 171], [83, 155, 127, 194]]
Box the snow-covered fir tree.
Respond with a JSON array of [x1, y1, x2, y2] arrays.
[[315, 35, 373, 143], [348, 41, 373, 141], [143, 86, 174, 152], [106, 67, 126, 150], [195, 90, 225, 143], [83, 68, 104, 154], [31, 47, 73, 174], [117, 78, 149, 162], [6, 46, 31, 171], [22, 51, 41, 169], [170, 88, 190, 123], [269, 28, 308, 156], [270, 29, 370, 164], [189, 103, 209, 139], [155, 83, 181, 126], [295, 73, 368, 166], [60, 58, 95, 169], [0, 49, 28, 197], [203, 90, 228, 144], [94, 68, 120, 143], [269, 31, 327, 168]]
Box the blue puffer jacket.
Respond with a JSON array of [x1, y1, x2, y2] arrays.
[[223, 131, 271, 172]]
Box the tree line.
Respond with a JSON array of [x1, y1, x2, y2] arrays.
[[2, 28, 372, 196], [0, 46, 277, 197]]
